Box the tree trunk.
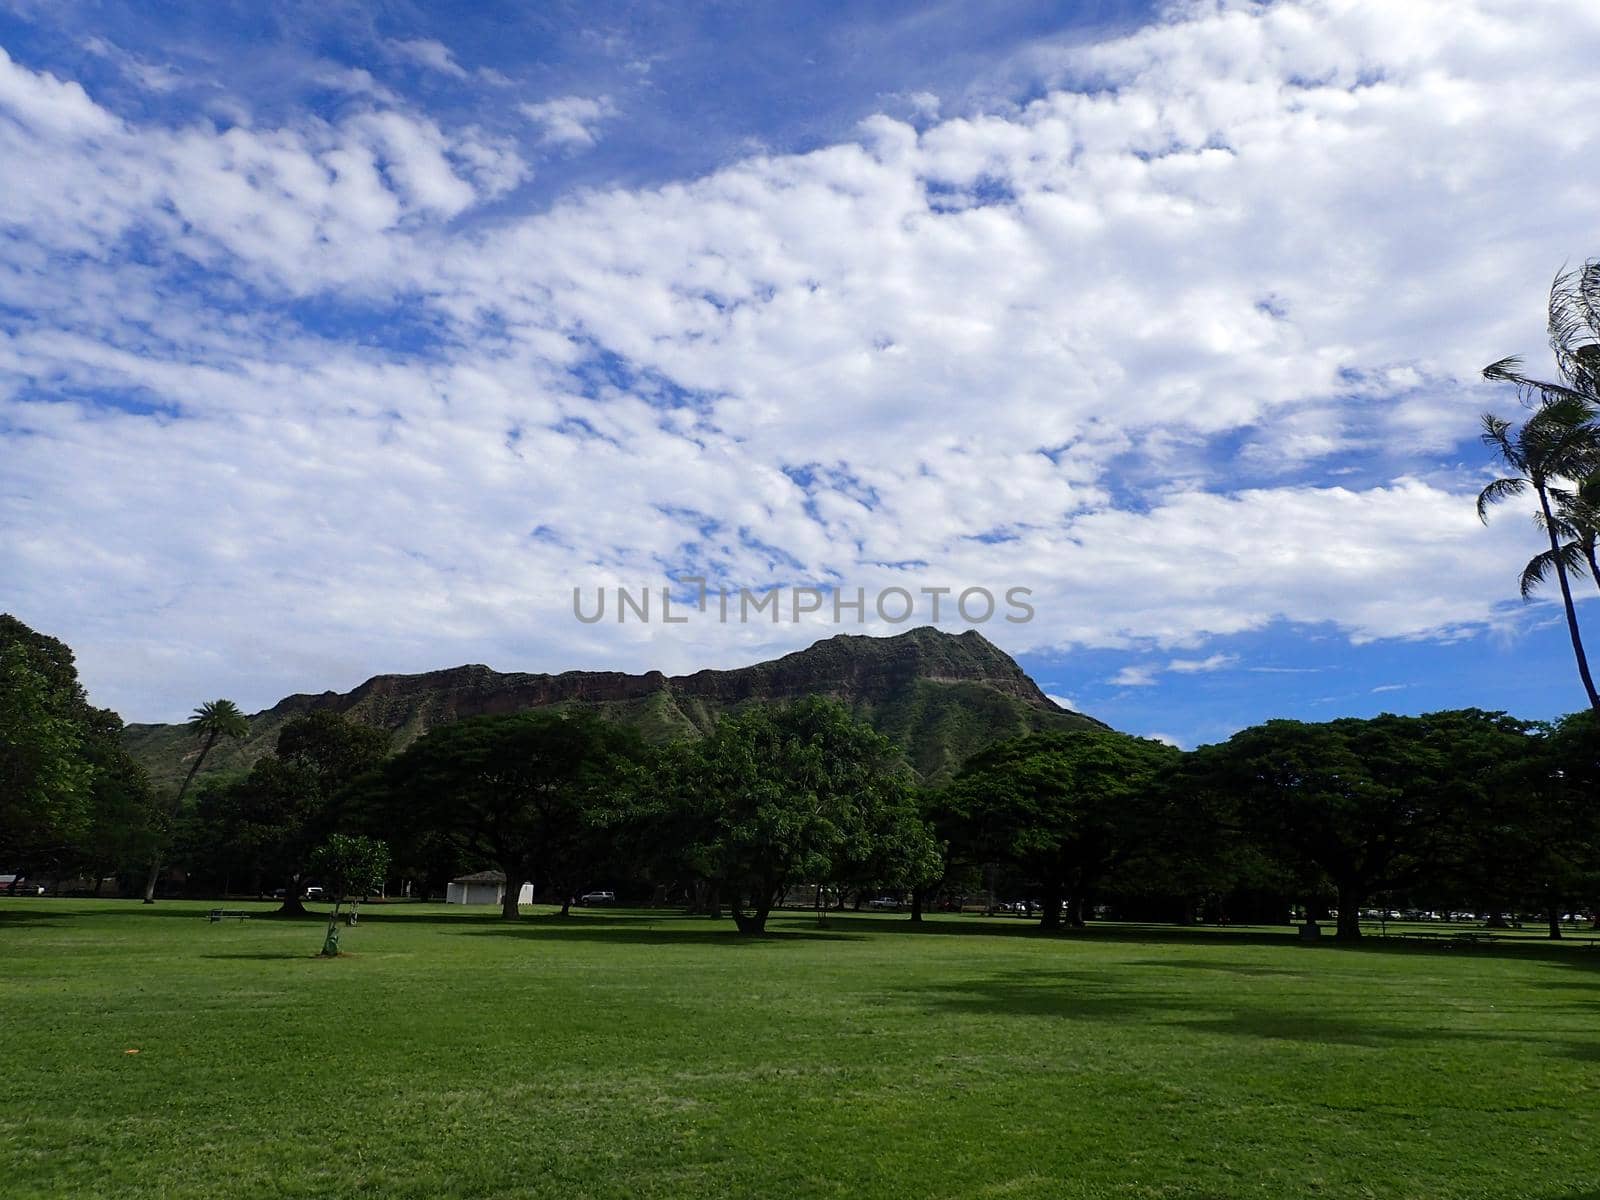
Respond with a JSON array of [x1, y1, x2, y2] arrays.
[[1335, 882, 1363, 941], [274, 871, 308, 917], [910, 885, 925, 924], [729, 886, 770, 935], [1537, 482, 1600, 713], [501, 881, 521, 920], [1039, 880, 1062, 931], [1548, 905, 1563, 940], [321, 899, 343, 956], [142, 729, 221, 903], [141, 859, 161, 904]]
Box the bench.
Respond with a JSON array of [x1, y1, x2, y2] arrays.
[[206, 909, 252, 923]]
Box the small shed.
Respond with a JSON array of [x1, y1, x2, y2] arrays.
[[445, 870, 534, 907]]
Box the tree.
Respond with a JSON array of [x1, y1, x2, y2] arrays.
[[940, 729, 1179, 929], [142, 699, 251, 903], [183, 710, 391, 915], [0, 616, 154, 880], [79, 748, 162, 893], [1193, 711, 1534, 940], [307, 834, 390, 956], [0, 645, 91, 862], [378, 710, 644, 920], [666, 699, 936, 935], [1479, 397, 1600, 713], [1479, 261, 1600, 714], [820, 777, 942, 923], [1537, 711, 1600, 931], [254, 711, 390, 915], [652, 694, 928, 940]]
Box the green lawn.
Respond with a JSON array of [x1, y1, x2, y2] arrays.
[[4, 901, 1600, 1199]]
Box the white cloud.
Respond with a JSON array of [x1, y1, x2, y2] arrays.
[[2, 1, 1599, 719], [1167, 653, 1238, 674], [389, 39, 469, 80], [82, 36, 181, 93], [519, 94, 617, 147], [1045, 692, 1079, 711], [1110, 666, 1159, 688]]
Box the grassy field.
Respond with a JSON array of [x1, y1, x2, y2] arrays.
[[4, 902, 1600, 1199]]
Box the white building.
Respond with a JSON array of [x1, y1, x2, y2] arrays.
[[445, 870, 534, 907]]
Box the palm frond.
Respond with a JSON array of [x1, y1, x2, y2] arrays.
[[1483, 354, 1593, 408], [1549, 261, 1600, 391], [1479, 411, 1518, 462], [188, 698, 251, 740], [1482, 356, 1525, 383], [1520, 540, 1590, 599], [1476, 475, 1526, 522]]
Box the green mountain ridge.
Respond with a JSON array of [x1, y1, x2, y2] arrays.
[[123, 626, 1105, 790]]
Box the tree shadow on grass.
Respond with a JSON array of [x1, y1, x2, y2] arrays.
[[0, 909, 67, 928], [464, 913, 866, 946], [199, 952, 324, 962], [827, 914, 1600, 972], [1127, 958, 1311, 977], [362, 908, 579, 927], [85, 903, 297, 920], [906, 968, 1600, 1060]]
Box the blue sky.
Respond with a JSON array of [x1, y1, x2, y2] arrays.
[[2, 0, 1598, 747]]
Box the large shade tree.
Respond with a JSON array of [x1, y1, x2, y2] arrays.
[[0, 615, 157, 884], [379, 710, 645, 919], [938, 728, 1179, 929], [253, 710, 390, 915], [0, 644, 91, 862], [663, 698, 934, 935], [1191, 710, 1538, 940]]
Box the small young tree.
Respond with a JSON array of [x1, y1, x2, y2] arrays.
[[307, 834, 390, 957]]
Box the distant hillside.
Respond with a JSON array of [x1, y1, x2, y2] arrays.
[[124, 626, 1105, 790]]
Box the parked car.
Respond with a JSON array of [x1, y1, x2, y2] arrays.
[[0, 873, 43, 895], [578, 890, 616, 905], [304, 886, 325, 900], [866, 896, 900, 910]]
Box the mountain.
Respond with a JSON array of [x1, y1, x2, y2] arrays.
[[123, 626, 1105, 790]]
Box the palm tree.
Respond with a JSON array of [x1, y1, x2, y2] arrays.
[[1479, 261, 1600, 715], [1479, 391, 1600, 714], [141, 699, 252, 903]]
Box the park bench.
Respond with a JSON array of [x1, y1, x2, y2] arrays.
[[206, 909, 252, 923]]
